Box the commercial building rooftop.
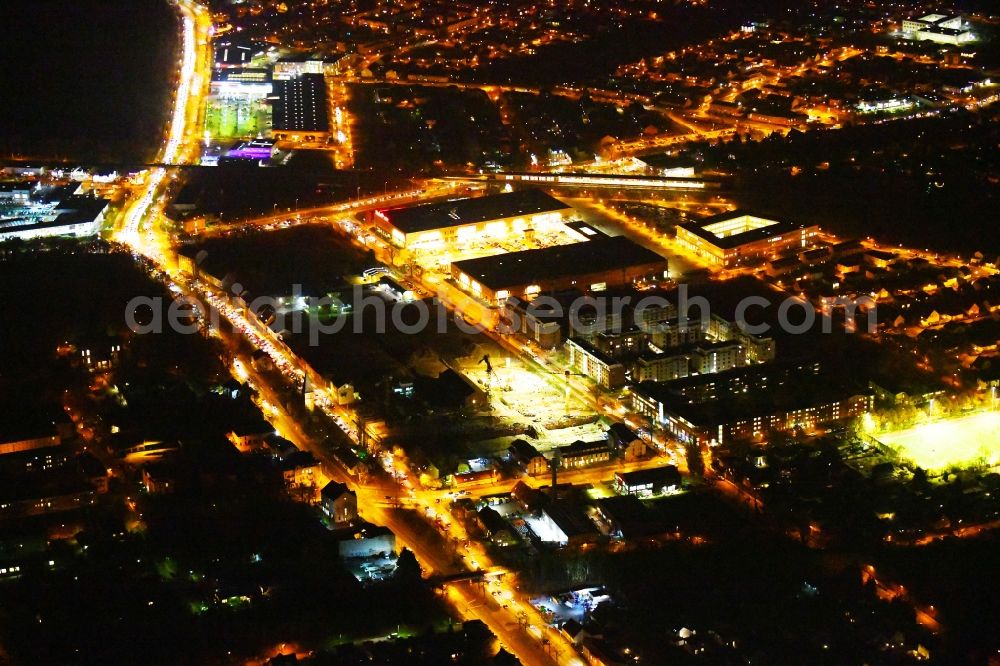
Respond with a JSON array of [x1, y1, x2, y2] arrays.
[[543, 503, 598, 540], [271, 73, 328, 133], [452, 235, 666, 291], [616, 466, 681, 489], [52, 195, 111, 224], [594, 495, 661, 538], [677, 209, 807, 250], [381, 189, 569, 235], [0, 194, 109, 238], [916, 13, 954, 24]]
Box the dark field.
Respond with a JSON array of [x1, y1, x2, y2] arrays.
[[0, 0, 178, 164]]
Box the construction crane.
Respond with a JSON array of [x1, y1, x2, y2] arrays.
[[479, 354, 494, 403], [547, 369, 586, 415]]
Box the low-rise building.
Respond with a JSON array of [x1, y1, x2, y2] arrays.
[[76, 452, 109, 494], [637, 154, 698, 178], [0, 181, 34, 203], [477, 507, 516, 545], [0, 472, 97, 520], [571, 311, 773, 386], [508, 440, 549, 476], [270, 73, 329, 142], [594, 495, 664, 540], [227, 418, 274, 452], [0, 430, 62, 457], [506, 296, 566, 349], [336, 523, 396, 559], [675, 210, 819, 268], [333, 446, 369, 479], [606, 423, 648, 461], [767, 256, 801, 278], [321, 481, 358, 526], [710, 314, 776, 365], [558, 440, 612, 469], [512, 480, 546, 512], [801, 247, 832, 266], [836, 256, 865, 277], [864, 250, 897, 269], [142, 463, 176, 494], [280, 450, 322, 490], [614, 466, 681, 498], [537, 504, 599, 547], [263, 433, 298, 460]]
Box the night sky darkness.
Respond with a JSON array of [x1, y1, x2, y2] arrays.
[[0, 0, 177, 164]]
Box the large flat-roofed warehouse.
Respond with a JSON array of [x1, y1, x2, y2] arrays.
[[675, 210, 819, 268], [372, 189, 572, 249], [451, 235, 668, 305], [270, 73, 329, 142]]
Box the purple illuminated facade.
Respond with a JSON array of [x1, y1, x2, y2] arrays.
[[226, 140, 274, 161]]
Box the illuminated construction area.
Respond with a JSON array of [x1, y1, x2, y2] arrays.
[[675, 209, 819, 267], [876, 411, 1000, 471], [456, 353, 592, 427]]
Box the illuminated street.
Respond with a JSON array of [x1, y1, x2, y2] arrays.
[[4, 0, 1000, 663]]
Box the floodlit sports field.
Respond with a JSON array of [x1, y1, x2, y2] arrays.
[[877, 411, 1000, 471]]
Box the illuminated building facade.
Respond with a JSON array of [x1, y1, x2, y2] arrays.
[[568, 309, 775, 388], [633, 351, 691, 382], [0, 195, 109, 241], [558, 440, 612, 469], [451, 235, 668, 306], [675, 210, 819, 268], [901, 14, 975, 44], [614, 466, 681, 498], [372, 189, 572, 249], [0, 182, 33, 203], [320, 481, 358, 526], [630, 362, 873, 446], [566, 338, 627, 388], [336, 524, 396, 558], [273, 59, 325, 80]]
